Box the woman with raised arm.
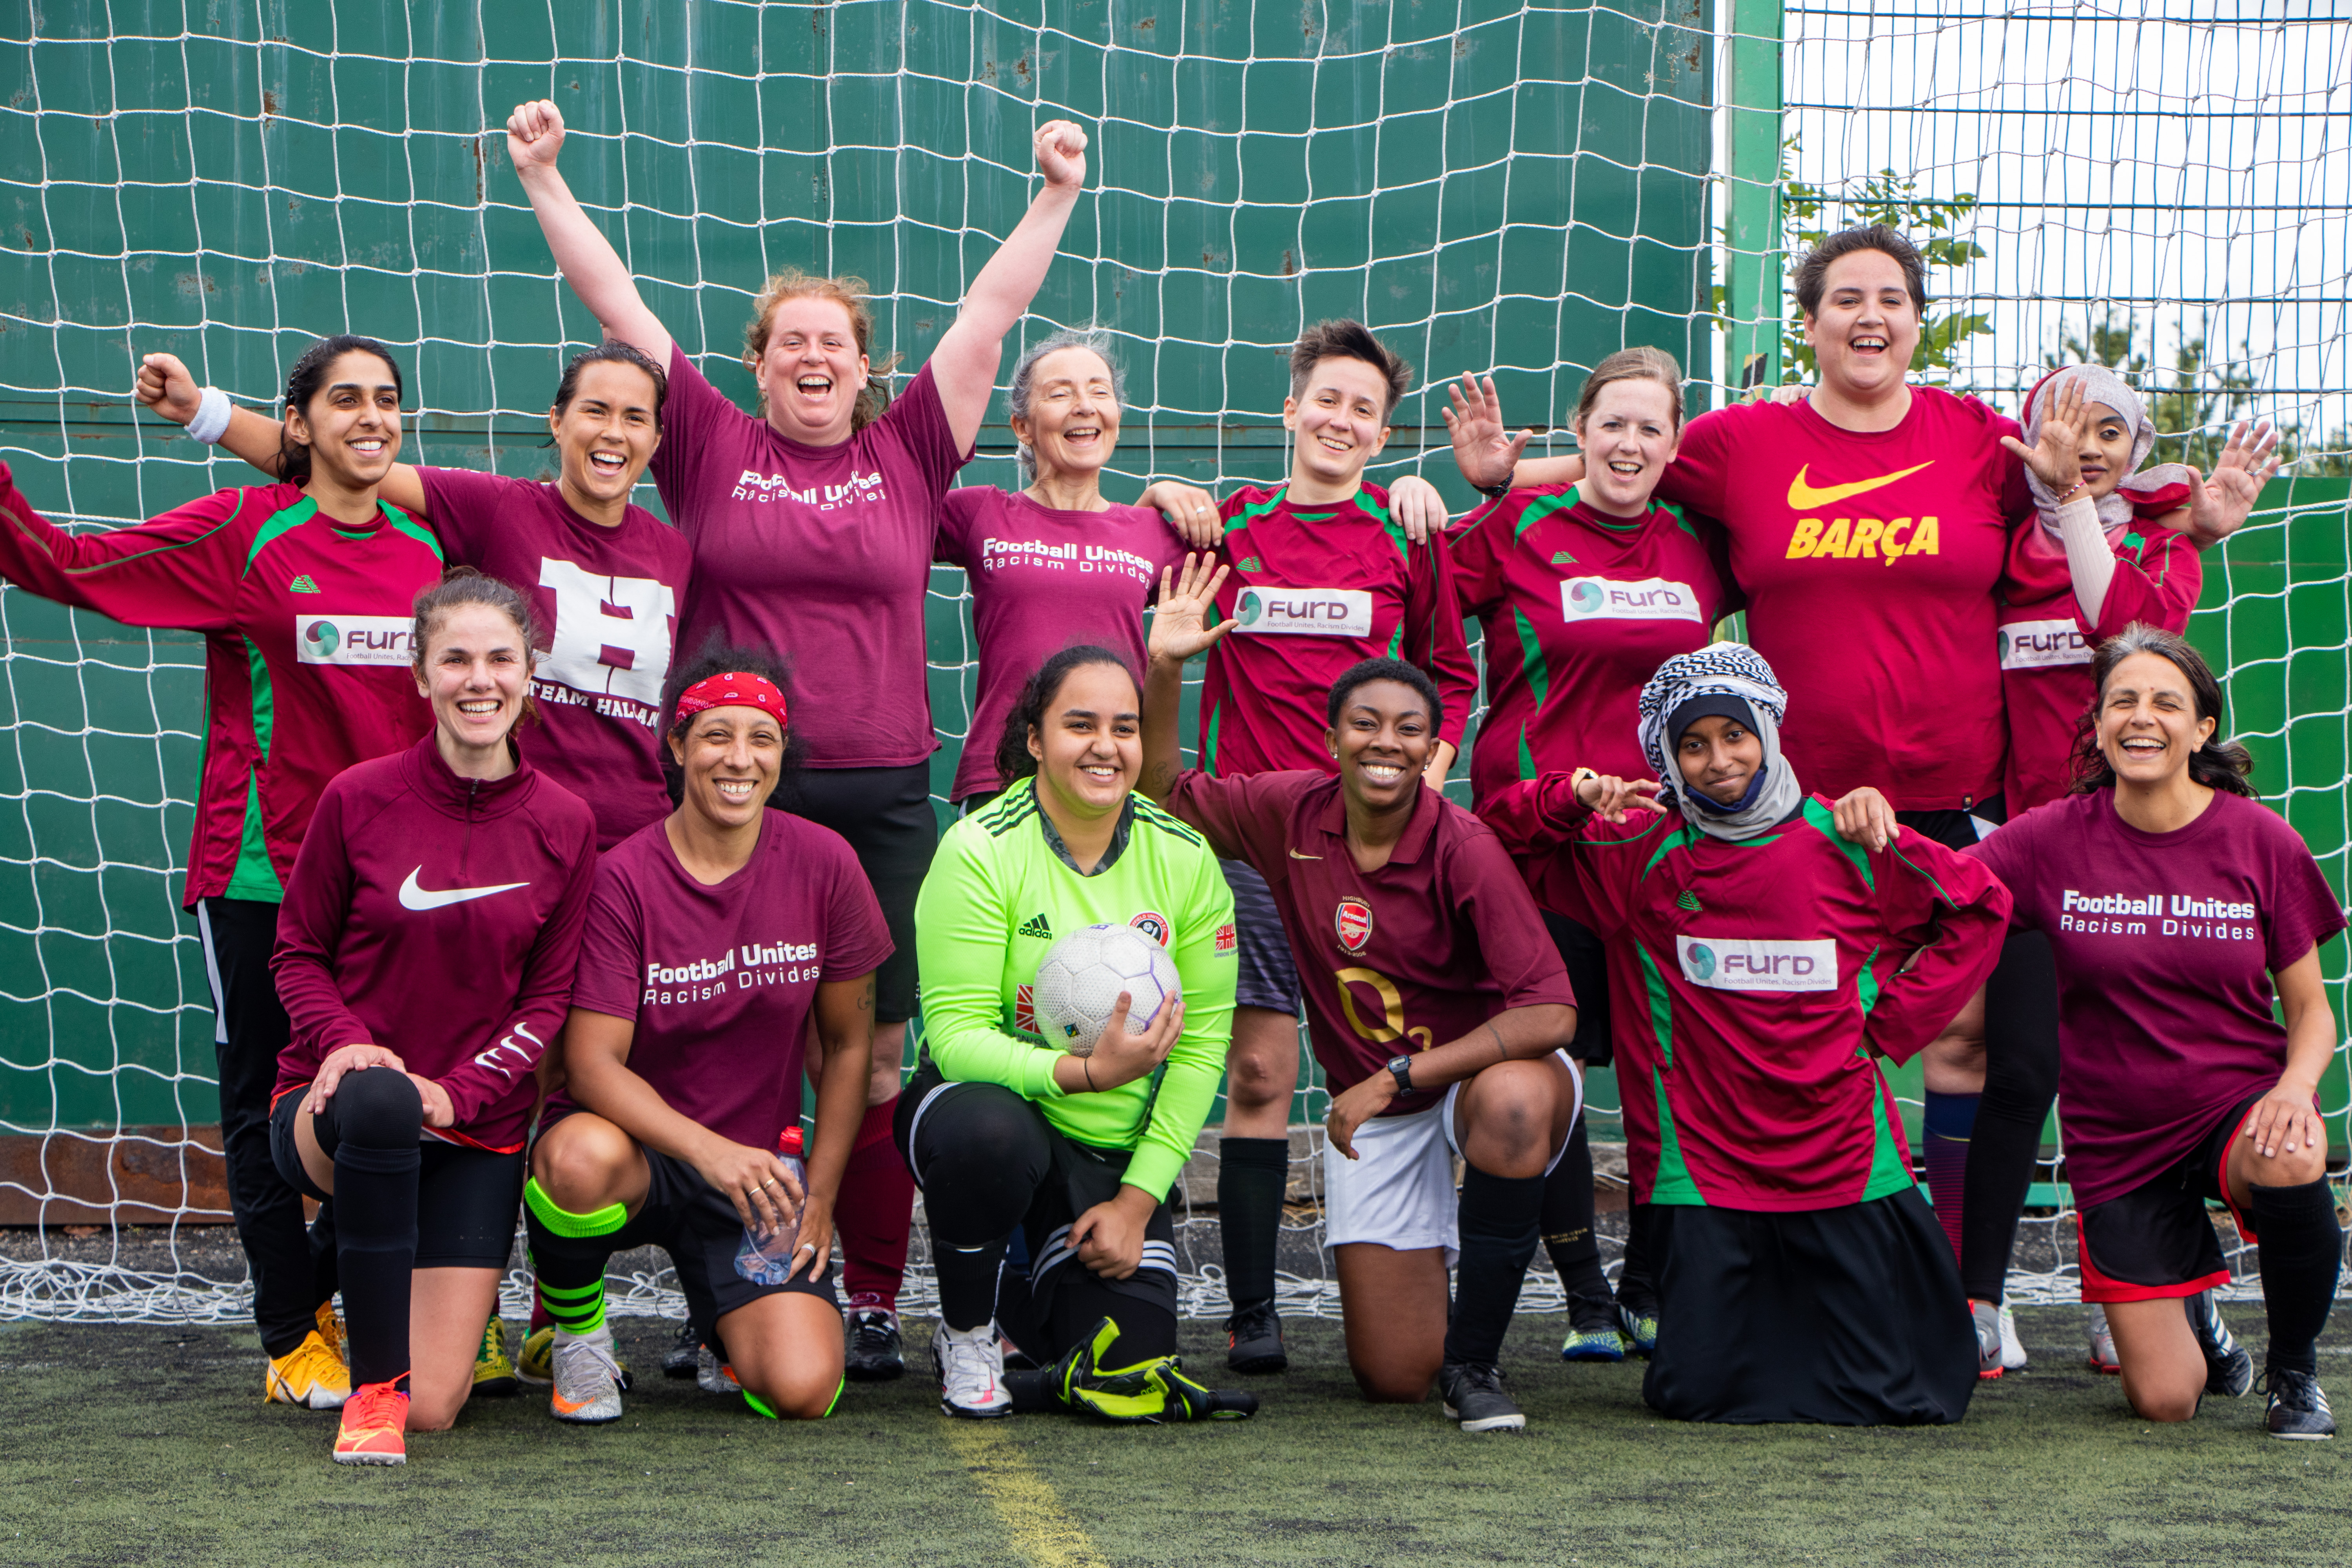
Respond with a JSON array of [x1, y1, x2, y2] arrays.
[[136, 340, 691, 853], [935, 330, 1214, 809], [503, 98, 1100, 1375], [1142, 559, 1580, 1435], [1443, 344, 1736, 1363], [1963, 628, 2342, 1441], [0, 335, 444, 1415], [522, 648, 891, 1425], [270, 570, 597, 1465], [903, 645, 1249, 1422], [1480, 644, 2009, 1425]]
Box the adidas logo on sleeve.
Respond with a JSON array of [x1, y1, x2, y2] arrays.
[[1017, 912, 1054, 940]]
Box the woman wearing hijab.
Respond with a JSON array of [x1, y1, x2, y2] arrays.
[[1481, 644, 2010, 1424]]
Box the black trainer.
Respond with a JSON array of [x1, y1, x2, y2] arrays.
[[1224, 1299, 1288, 1374], [844, 1307, 906, 1382], [2261, 1368, 2335, 1440], [2185, 1290, 2254, 1398], [662, 1319, 700, 1380], [1439, 1360, 1526, 1433]]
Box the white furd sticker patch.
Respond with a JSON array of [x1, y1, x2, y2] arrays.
[[1560, 576, 1703, 623], [1675, 934, 1838, 992], [1999, 618, 2092, 670], [292, 614, 415, 666], [1231, 587, 1374, 637]]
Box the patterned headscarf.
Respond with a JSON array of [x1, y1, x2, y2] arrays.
[[2021, 364, 2194, 539], [1637, 642, 1804, 841]]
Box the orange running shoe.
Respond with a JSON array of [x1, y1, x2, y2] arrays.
[[333, 1380, 410, 1466]]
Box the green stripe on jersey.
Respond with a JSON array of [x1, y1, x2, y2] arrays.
[[224, 634, 283, 901], [1648, 1065, 1704, 1205], [1512, 489, 1580, 540], [1511, 607, 1549, 706], [1225, 486, 1288, 534], [242, 496, 318, 575], [381, 501, 444, 559], [52, 490, 246, 577], [1802, 797, 1873, 890]]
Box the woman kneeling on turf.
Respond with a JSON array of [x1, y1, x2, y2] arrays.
[[1142, 560, 1583, 1434], [1963, 627, 2343, 1439], [523, 649, 893, 1422], [270, 570, 599, 1465], [1481, 643, 2009, 1425], [905, 644, 1251, 1421]]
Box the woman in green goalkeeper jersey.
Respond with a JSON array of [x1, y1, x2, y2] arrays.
[[898, 644, 1249, 1422]]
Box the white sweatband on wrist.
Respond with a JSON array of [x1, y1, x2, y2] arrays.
[[187, 386, 232, 445]]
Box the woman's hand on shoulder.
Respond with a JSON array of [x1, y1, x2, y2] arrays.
[[1388, 474, 1450, 544], [1830, 786, 1901, 852], [1142, 481, 1221, 548], [1147, 554, 1233, 664]]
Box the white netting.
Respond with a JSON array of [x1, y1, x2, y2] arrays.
[[2, 2, 2346, 1325]]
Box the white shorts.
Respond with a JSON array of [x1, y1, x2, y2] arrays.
[[1321, 1051, 1582, 1264]]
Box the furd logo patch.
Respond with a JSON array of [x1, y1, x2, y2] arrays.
[[1232, 587, 1374, 637], [1559, 575, 1702, 624], [1999, 618, 2093, 670], [1675, 934, 1837, 993], [294, 614, 413, 667]]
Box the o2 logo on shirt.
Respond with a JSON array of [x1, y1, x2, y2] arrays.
[[294, 615, 414, 667], [1334, 897, 1374, 955], [1129, 911, 1171, 947], [1998, 619, 2093, 670], [1676, 935, 1837, 993], [1559, 576, 1702, 624], [1233, 587, 1374, 637]]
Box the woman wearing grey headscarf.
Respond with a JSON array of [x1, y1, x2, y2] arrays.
[[1481, 643, 2011, 1424]]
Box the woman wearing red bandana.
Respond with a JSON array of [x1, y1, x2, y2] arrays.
[[523, 651, 894, 1423]]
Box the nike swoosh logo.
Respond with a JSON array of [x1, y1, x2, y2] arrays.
[[1785, 460, 1935, 511], [1288, 848, 1323, 860], [398, 867, 529, 912]]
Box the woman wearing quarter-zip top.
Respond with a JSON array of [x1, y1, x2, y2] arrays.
[[269, 568, 597, 1465], [0, 335, 443, 1414]]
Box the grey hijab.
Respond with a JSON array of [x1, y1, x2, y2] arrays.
[[1637, 642, 1805, 842]]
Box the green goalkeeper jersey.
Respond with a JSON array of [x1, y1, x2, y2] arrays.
[[912, 780, 1238, 1200]]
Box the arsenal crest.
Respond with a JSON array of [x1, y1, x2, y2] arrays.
[[1334, 897, 1374, 954], [1129, 911, 1172, 947]]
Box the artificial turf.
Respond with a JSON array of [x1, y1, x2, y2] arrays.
[[0, 1306, 2342, 1566]]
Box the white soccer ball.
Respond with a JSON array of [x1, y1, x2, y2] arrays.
[[1031, 921, 1183, 1056]]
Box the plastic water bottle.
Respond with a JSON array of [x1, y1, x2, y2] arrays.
[[733, 1126, 806, 1285]]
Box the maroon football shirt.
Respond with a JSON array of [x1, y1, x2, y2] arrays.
[[1160, 769, 1575, 1112]]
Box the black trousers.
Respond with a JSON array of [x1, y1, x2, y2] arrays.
[[200, 897, 335, 1357]]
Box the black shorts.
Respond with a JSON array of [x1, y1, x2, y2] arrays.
[[900, 1071, 1179, 1342], [2076, 1088, 2262, 1304], [267, 1090, 523, 1271], [1543, 910, 1613, 1068], [1645, 1190, 1976, 1426], [1894, 793, 2005, 853], [783, 761, 938, 1025], [1221, 858, 1301, 1017]]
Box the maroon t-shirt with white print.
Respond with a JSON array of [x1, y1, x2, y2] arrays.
[[416, 467, 691, 850], [557, 811, 895, 1154], [1967, 789, 2346, 1207], [649, 349, 970, 769]]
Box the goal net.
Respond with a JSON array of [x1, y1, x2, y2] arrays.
[[2, 1, 2344, 1325]]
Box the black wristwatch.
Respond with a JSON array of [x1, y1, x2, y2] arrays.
[[1385, 1054, 1416, 1096], [1475, 479, 1511, 499]]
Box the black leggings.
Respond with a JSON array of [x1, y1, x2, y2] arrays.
[[782, 762, 938, 1025], [902, 1080, 1177, 1368], [1959, 930, 2062, 1303]]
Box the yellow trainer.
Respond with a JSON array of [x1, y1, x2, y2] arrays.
[[473, 1317, 519, 1397], [314, 1300, 347, 1366], [333, 1380, 409, 1466], [265, 1330, 351, 1410]]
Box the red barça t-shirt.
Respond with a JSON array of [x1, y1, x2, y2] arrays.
[[1660, 391, 2032, 809], [935, 486, 1189, 802], [1967, 789, 2344, 1208], [1446, 489, 1735, 800], [1996, 518, 2201, 812], [1160, 769, 1575, 1112], [561, 811, 895, 1153], [416, 468, 692, 849], [651, 349, 970, 769], [1198, 483, 1477, 776]]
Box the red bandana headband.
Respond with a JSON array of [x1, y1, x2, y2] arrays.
[[672, 671, 789, 730]]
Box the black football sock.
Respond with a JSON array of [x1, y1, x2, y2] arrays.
[[1617, 1202, 1658, 1308], [522, 1178, 629, 1336], [1541, 1118, 1610, 1299], [1218, 1137, 1289, 1312], [2248, 1180, 2343, 1378], [1445, 1167, 1545, 1368], [1960, 934, 2061, 1303], [327, 1068, 422, 1389], [1922, 1089, 1976, 1263], [934, 1236, 1008, 1334]]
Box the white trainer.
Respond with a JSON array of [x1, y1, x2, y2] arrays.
[[1998, 1302, 2028, 1371], [2087, 1303, 2121, 1375], [933, 1318, 1013, 1419], [696, 1344, 741, 1396], [549, 1326, 626, 1424]]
